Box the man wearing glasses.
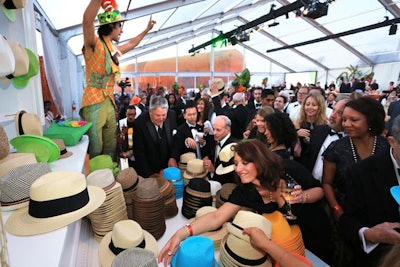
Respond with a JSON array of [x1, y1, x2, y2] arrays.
[[80, 0, 155, 159]]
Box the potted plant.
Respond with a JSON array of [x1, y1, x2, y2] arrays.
[[231, 68, 251, 92]]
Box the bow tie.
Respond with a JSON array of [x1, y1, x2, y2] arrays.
[[329, 130, 343, 138], [255, 103, 262, 107], [189, 125, 197, 130]]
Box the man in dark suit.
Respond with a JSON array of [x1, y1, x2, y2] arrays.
[[386, 99, 400, 135], [171, 101, 211, 161], [202, 115, 236, 185], [246, 87, 263, 111], [133, 95, 177, 177], [339, 114, 400, 267], [307, 98, 349, 181]]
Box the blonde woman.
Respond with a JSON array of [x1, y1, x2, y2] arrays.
[[294, 93, 327, 164]]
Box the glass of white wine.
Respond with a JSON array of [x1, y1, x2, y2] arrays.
[[280, 177, 298, 220]]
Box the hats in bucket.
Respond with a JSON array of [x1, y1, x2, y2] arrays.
[[171, 236, 219, 267], [5, 170, 106, 236], [14, 110, 43, 136], [0, 162, 51, 211], [99, 220, 158, 267], [0, 35, 15, 76], [111, 247, 157, 267], [215, 143, 236, 175], [10, 48, 39, 89], [10, 134, 60, 163]]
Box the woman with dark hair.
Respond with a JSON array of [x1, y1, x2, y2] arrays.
[[264, 112, 297, 159], [196, 97, 215, 135], [322, 96, 389, 267], [247, 106, 275, 143], [264, 112, 333, 265], [159, 139, 311, 267]]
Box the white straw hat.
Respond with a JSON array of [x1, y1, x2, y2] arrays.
[[5, 171, 106, 236], [215, 143, 236, 175], [99, 220, 158, 267]]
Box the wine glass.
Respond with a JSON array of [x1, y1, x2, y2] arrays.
[[280, 176, 298, 220]]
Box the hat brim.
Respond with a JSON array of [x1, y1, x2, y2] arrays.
[[215, 164, 235, 175], [1, 199, 29, 212], [10, 135, 60, 163], [98, 228, 158, 267], [5, 185, 106, 236], [1, 6, 15, 22]]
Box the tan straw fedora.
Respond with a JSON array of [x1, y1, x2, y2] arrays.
[[183, 159, 208, 180], [99, 220, 158, 267], [52, 139, 73, 159], [5, 170, 106, 236], [215, 143, 236, 175], [14, 110, 43, 136]]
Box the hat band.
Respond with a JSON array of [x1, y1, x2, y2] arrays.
[[60, 148, 68, 156], [28, 188, 90, 218], [109, 237, 146, 256], [123, 176, 139, 192], [6, 73, 14, 79], [224, 241, 268, 266], [18, 112, 24, 135], [4, 0, 17, 9], [185, 169, 207, 178], [220, 159, 234, 168]]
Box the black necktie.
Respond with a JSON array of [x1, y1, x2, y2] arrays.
[[329, 130, 343, 138], [157, 126, 162, 139]]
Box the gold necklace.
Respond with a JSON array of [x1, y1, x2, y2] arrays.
[[349, 136, 377, 163]]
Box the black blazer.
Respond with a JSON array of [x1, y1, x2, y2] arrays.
[[171, 123, 207, 161], [133, 110, 176, 177], [386, 101, 400, 134], [307, 124, 332, 172], [339, 150, 399, 267]]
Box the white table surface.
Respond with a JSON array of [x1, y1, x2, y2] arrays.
[[2, 135, 89, 267]]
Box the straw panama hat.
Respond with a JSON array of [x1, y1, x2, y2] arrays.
[[183, 159, 208, 179], [11, 48, 39, 89], [99, 220, 158, 267], [0, 162, 51, 211], [0, 35, 15, 77], [215, 143, 236, 175], [111, 248, 157, 267], [0, 125, 10, 160], [0, 152, 36, 178], [14, 110, 43, 136], [207, 78, 226, 96], [5, 171, 106, 236], [52, 139, 73, 159], [5, 40, 29, 78]]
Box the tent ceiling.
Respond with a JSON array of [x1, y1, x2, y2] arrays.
[[34, 0, 400, 72]]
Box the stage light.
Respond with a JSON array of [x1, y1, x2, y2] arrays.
[[389, 23, 397, 35]]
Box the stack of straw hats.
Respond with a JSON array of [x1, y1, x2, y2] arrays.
[[182, 178, 212, 219], [150, 174, 178, 219], [171, 236, 219, 267], [86, 169, 128, 240], [98, 220, 158, 267], [187, 206, 228, 250], [178, 152, 196, 172], [162, 167, 184, 199], [131, 178, 166, 240], [89, 154, 119, 177], [262, 211, 305, 257], [115, 167, 141, 219], [183, 159, 208, 185], [215, 183, 237, 208], [5, 170, 106, 236], [219, 210, 273, 267]]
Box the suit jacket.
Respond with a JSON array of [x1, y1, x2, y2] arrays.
[[307, 124, 332, 172], [209, 136, 236, 185], [133, 110, 176, 177], [339, 150, 399, 267], [386, 101, 400, 134], [171, 122, 208, 161]]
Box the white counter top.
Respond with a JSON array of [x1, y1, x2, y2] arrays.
[[2, 135, 89, 267]]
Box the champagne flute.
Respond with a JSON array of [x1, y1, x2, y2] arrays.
[[280, 176, 298, 220]]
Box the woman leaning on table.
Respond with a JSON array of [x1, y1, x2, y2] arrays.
[[158, 139, 311, 267]]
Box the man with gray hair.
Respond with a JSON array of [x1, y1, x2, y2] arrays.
[[203, 115, 236, 184], [133, 95, 177, 177], [339, 114, 400, 267]]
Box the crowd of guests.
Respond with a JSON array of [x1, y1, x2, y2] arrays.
[[111, 78, 400, 267]]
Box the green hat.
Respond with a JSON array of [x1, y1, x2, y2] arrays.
[[1, 6, 15, 22], [97, 9, 127, 26], [10, 134, 60, 163], [11, 48, 39, 89], [89, 154, 118, 173]]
